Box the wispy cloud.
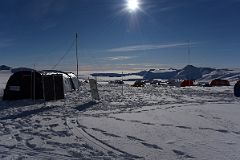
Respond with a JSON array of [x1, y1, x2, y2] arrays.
[[104, 56, 135, 61], [0, 38, 15, 48], [107, 43, 191, 53]]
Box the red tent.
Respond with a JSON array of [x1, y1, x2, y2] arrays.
[[210, 79, 230, 86], [181, 80, 194, 87]]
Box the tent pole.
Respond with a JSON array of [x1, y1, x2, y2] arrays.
[[53, 75, 56, 101], [42, 73, 46, 103]]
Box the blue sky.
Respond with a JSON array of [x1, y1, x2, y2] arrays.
[[0, 0, 240, 70]]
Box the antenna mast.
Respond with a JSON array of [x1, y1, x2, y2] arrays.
[[187, 40, 191, 65], [76, 33, 79, 78]]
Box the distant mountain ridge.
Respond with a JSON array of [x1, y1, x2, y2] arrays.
[[0, 65, 11, 70], [91, 65, 240, 82]]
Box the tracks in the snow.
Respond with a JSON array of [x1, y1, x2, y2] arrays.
[[66, 118, 143, 159]]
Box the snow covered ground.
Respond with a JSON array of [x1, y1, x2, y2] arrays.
[[0, 74, 240, 159], [0, 71, 12, 97]]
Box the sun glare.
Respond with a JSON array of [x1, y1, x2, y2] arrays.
[[126, 0, 140, 12]]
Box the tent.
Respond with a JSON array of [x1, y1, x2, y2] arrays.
[[180, 80, 194, 87], [210, 79, 230, 87], [234, 80, 240, 97], [42, 70, 80, 91], [132, 80, 145, 87], [3, 69, 79, 101]]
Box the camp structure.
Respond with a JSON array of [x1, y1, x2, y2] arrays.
[[197, 82, 211, 87], [132, 80, 145, 87], [234, 80, 240, 97], [42, 70, 80, 91], [180, 80, 194, 87], [167, 79, 181, 87], [210, 79, 230, 87], [3, 69, 79, 101]]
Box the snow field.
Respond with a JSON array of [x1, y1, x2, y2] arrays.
[[0, 82, 239, 159]]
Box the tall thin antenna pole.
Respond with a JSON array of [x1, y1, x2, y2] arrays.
[[187, 40, 191, 65], [76, 33, 79, 79], [121, 71, 123, 96], [187, 40, 191, 83]]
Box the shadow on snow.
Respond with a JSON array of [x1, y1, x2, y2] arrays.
[[0, 105, 57, 120], [75, 101, 98, 112]]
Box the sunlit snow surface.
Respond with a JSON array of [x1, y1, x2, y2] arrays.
[[0, 71, 240, 159], [0, 71, 12, 96]]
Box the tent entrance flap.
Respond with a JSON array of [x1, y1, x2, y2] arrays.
[[21, 75, 32, 99]]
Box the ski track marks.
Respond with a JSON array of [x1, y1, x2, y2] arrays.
[[66, 118, 143, 159]]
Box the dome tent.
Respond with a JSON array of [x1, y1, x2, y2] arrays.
[[3, 69, 79, 101], [42, 70, 80, 91], [180, 80, 194, 87], [210, 79, 230, 87]]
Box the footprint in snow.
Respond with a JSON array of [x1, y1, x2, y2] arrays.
[[165, 140, 175, 144], [176, 126, 192, 129], [130, 120, 142, 123], [108, 116, 125, 122], [173, 149, 195, 159], [141, 142, 163, 150], [198, 127, 213, 131], [199, 127, 229, 134], [129, 120, 154, 126], [141, 122, 155, 126], [91, 128, 120, 138], [127, 135, 144, 142], [92, 128, 106, 133], [161, 124, 174, 127], [233, 131, 240, 135], [114, 118, 125, 121], [215, 129, 229, 133], [102, 132, 121, 138]]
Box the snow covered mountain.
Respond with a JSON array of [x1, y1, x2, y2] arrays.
[[0, 65, 11, 71], [92, 65, 240, 82]]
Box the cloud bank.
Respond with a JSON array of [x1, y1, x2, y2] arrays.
[[104, 56, 135, 61], [107, 43, 191, 53]]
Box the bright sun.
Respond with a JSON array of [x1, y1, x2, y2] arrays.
[[126, 0, 140, 12]]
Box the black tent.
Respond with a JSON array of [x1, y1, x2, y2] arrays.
[[3, 70, 79, 101], [234, 81, 240, 97]]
